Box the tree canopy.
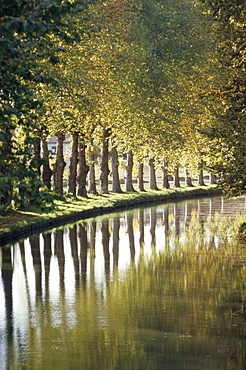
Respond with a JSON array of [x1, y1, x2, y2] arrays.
[[0, 0, 245, 211]]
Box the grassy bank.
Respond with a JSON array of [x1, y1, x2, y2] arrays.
[[0, 185, 223, 245]]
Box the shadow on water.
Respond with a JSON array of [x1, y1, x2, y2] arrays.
[[0, 196, 246, 369]]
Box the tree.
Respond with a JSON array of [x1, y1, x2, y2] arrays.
[[198, 0, 246, 196], [0, 0, 90, 209]]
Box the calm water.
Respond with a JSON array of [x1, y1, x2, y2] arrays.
[[0, 196, 246, 370]]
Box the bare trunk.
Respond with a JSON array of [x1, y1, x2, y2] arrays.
[[198, 160, 206, 186], [100, 128, 110, 194], [184, 168, 193, 187], [162, 161, 170, 189], [174, 165, 180, 188], [125, 151, 135, 192], [138, 162, 145, 191], [209, 171, 216, 184], [68, 133, 79, 195], [53, 132, 66, 195], [42, 139, 53, 189], [111, 146, 122, 193], [149, 157, 159, 190], [77, 137, 89, 197]]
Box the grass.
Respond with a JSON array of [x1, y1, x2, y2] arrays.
[[0, 185, 222, 245]]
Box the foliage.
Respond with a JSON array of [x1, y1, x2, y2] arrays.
[[198, 0, 246, 196], [0, 0, 245, 212], [0, 0, 90, 208]]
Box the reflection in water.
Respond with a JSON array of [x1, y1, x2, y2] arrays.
[[0, 196, 246, 369]]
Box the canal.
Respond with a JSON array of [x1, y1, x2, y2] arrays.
[[0, 195, 246, 369]]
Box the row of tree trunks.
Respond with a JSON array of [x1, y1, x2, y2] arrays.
[[41, 133, 215, 197]]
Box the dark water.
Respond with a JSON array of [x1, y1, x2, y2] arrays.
[[0, 196, 246, 370]]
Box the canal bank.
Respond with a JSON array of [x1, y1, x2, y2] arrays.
[[0, 186, 228, 245]]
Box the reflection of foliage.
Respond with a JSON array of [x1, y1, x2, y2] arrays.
[[106, 214, 246, 368], [3, 202, 246, 369]]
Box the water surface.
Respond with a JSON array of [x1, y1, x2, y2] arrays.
[[0, 196, 246, 369]]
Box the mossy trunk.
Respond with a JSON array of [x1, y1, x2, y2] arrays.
[[54, 132, 66, 195], [68, 132, 79, 195]]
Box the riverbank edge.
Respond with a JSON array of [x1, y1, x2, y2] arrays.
[[0, 186, 222, 245]]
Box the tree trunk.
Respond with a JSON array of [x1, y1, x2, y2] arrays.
[[100, 128, 110, 194], [42, 139, 53, 189], [0, 128, 13, 205], [149, 157, 159, 190], [198, 160, 206, 186], [125, 151, 135, 192], [111, 146, 122, 193], [77, 137, 89, 197], [184, 168, 193, 187], [174, 165, 180, 187], [88, 159, 97, 195], [33, 137, 42, 176], [162, 161, 170, 189], [138, 162, 145, 191], [53, 132, 66, 195], [68, 132, 79, 195], [88, 139, 97, 194], [209, 171, 216, 184]]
